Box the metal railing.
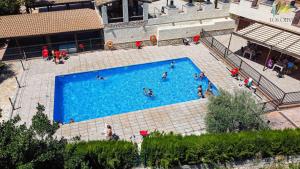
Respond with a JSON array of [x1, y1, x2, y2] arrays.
[[201, 29, 300, 107], [3, 37, 104, 60]]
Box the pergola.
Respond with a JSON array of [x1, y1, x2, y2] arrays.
[[229, 23, 300, 70]]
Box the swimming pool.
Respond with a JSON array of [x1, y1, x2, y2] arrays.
[[54, 57, 218, 123]]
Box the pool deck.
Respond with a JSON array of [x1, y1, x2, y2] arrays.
[[2, 44, 255, 142]]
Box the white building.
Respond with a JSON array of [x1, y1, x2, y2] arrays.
[[96, 0, 236, 48]]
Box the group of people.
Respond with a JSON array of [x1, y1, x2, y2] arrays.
[[194, 72, 206, 80], [197, 81, 213, 98], [42, 47, 69, 64], [143, 61, 176, 97], [267, 56, 298, 76]]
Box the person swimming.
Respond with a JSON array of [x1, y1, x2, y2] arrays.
[[194, 73, 198, 80], [143, 88, 154, 97], [162, 72, 168, 80], [170, 61, 175, 69], [96, 75, 105, 80]]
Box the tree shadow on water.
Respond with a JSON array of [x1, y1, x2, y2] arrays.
[[0, 62, 16, 84]]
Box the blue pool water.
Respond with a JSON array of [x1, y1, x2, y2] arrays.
[[54, 58, 218, 123]]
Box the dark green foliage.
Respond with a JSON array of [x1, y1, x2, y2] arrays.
[[141, 130, 300, 168], [0, 0, 20, 15], [31, 103, 59, 137], [0, 103, 66, 169], [205, 89, 268, 133], [65, 140, 139, 169]]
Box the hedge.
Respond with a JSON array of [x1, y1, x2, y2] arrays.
[[65, 140, 139, 169], [141, 129, 300, 168]]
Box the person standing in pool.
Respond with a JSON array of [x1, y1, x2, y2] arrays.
[[197, 85, 204, 98], [199, 72, 205, 80], [170, 61, 175, 69], [162, 72, 168, 80]]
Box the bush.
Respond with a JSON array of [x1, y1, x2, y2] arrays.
[[141, 130, 300, 168], [65, 140, 139, 169], [205, 89, 268, 133], [0, 103, 66, 169]]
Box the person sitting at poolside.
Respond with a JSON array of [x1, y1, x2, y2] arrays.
[[199, 72, 205, 80], [69, 118, 75, 123], [241, 77, 253, 88], [205, 89, 213, 98], [162, 72, 168, 80], [106, 124, 113, 140], [96, 75, 105, 80], [230, 68, 239, 78], [170, 61, 175, 69]]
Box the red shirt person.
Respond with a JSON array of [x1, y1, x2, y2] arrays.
[[42, 48, 49, 59]]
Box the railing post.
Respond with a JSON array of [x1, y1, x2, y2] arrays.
[[15, 76, 22, 88], [19, 60, 26, 71], [211, 38, 214, 47], [9, 97, 15, 110], [239, 59, 243, 69], [257, 75, 262, 87], [89, 39, 92, 50], [279, 93, 286, 105]]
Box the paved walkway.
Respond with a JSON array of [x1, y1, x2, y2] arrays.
[[1, 43, 298, 142], [1, 44, 242, 141]]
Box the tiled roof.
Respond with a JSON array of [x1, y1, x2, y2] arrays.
[[0, 9, 103, 39]]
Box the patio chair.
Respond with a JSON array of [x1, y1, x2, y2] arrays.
[[183, 38, 190, 45]]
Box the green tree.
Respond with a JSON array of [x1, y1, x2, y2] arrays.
[[0, 103, 67, 169], [0, 0, 21, 16], [205, 89, 268, 133]]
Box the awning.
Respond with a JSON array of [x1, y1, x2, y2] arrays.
[[233, 23, 300, 59]]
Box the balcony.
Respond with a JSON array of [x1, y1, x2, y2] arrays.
[[230, 0, 300, 34]]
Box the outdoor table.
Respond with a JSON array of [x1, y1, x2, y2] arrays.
[[273, 63, 284, 72], [243, 49, 254, 60]]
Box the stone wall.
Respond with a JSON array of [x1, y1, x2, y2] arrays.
[[105, 28, 233, 49]]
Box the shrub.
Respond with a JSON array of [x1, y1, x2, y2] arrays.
[[141, 130, 300, 168], [65, 140, 139, 169], [205, 89, 268, 133], [0, 103, 66, 169]]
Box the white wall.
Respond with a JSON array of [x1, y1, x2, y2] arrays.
[[103, 2, 235, 44], [230, 0, 300, 34], [158, 18, 235, 40]]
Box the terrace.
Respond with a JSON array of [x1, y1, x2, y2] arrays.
[[1, 44, 242, 141]]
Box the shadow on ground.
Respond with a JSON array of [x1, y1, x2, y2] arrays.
[[0, 62, 16, 84]]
